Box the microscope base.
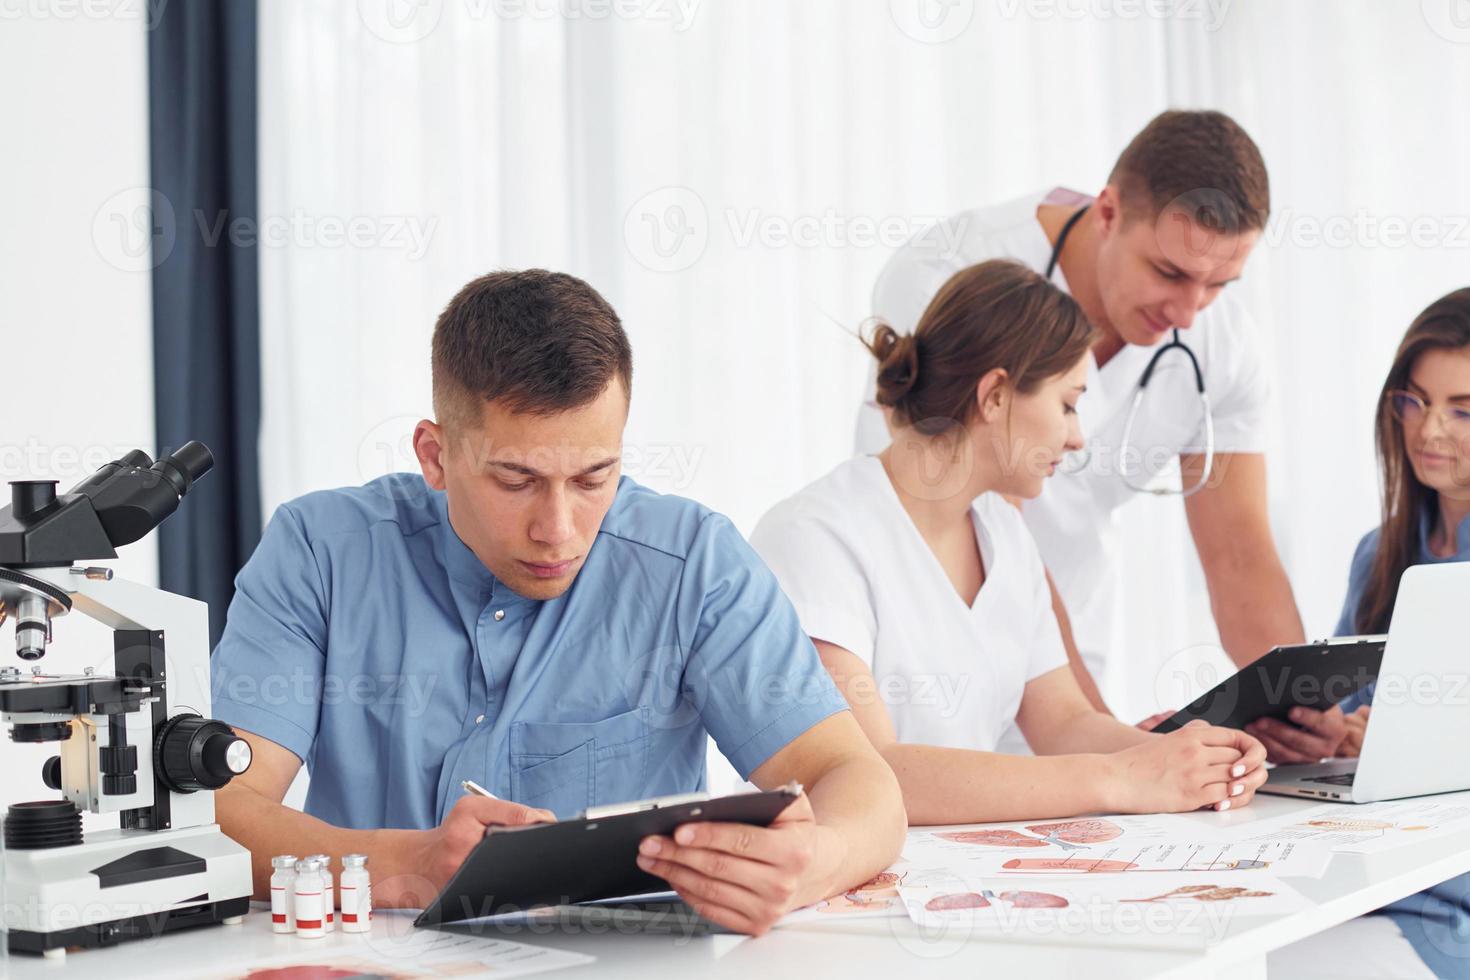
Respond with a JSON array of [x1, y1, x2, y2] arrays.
[[9, 895, 251, 957], [3, 823, 254, 956]]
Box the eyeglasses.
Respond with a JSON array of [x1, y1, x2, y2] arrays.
[[1388, 390, 1470, 436]]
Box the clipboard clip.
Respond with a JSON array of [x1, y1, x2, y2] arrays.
[[579, 781, 804, 821]]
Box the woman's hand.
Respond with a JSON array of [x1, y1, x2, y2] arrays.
[[1105, 720, 1268, 813], [1339, 706, 1371, 758]]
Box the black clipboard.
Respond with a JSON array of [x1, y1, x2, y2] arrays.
[[1151, 637, 1384, 734], [415, 783, 802, 927]]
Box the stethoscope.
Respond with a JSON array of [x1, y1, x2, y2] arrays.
[[1046, 204, 1216, 498]]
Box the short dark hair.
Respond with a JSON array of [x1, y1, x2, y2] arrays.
[[431, 269, 633, 428], [1108, 109, 1270, 234]]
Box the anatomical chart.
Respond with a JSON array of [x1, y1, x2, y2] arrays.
[[899, 869, 1311, 938], [782, 863, 913, 921], [1219, 798, 1470, 854], [904, 816, 1331, 878]]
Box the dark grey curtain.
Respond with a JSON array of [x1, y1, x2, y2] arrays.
[[148, 0, 260, 649]]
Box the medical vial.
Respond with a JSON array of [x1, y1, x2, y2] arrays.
[[339, 853, 371, 933], [269, 855, 298, 933], [308, 853, 336, 932], [293, 858, 326, 939]]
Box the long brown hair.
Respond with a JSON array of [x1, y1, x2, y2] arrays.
[[865, 259, 1097, 436], [1356, 287, 1470, 633]]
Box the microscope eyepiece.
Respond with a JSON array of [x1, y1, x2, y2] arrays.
[[151, 442, 214, 498], [10, 482, 58, 521]]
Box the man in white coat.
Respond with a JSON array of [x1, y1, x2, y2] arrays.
[[854, 110, 1343, 763]]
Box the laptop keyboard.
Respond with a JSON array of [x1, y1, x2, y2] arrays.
[[1305, 772, 1356, 786]]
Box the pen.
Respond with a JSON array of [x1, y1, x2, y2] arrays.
[[461, 779, 500, 801]]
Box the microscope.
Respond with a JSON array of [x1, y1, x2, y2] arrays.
[[0, 443, 254, 958]]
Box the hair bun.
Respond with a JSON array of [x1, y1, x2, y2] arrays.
[[866, 321, 921, 412]]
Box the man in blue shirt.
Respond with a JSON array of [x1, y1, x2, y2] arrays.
[[212, 269, 905, 936]]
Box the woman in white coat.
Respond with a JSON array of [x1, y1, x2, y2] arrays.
[[752, 259, 1268, 824]]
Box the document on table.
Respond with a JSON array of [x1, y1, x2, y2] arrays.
[[897, 869, 1312, 947], [781, 860, 914, 922], [195, 922, 595, 979], [902, 816, 1332, 878], [1216, 797, 1470, 854], [780, 814, 1335, 928]]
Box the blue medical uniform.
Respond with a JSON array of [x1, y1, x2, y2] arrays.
[[212, 473, 849, 826]]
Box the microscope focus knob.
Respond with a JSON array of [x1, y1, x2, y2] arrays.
[[156, 715, 252, 793]]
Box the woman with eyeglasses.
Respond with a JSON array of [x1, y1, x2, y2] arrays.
[[1272, 287, 1470, 979], [750, 259, 1269, 825]]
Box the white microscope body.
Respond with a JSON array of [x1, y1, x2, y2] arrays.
[[0, 444, 255, 958]]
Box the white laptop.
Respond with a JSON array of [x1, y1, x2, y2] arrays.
[[1261, 561, 1470, 803]]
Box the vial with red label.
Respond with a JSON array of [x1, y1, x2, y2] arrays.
[[307, 854, 336, 932], [293, 858, 326, 939], [269, 855, 298, 933], [339, 853, 371, 933]]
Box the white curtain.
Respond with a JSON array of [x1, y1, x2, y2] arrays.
[[258, 0, 1470, 746]]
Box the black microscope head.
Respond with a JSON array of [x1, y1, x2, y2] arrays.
[[0, 441, 213, 568]]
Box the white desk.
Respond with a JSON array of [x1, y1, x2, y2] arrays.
[[10, 792, 1470, 980]]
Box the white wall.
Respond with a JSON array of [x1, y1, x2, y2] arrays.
[[254, 2, 1470, 743], [0, 6, 156, 825]]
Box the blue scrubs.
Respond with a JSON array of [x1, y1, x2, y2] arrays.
[[212, 473, 849, 826]]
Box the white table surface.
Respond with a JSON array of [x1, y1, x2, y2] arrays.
[[10, 791, 1470, 980]]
